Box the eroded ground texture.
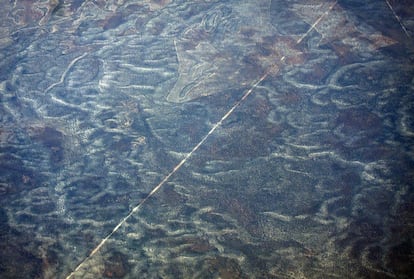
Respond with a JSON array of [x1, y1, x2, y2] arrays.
[[0, 0, 413, 278]]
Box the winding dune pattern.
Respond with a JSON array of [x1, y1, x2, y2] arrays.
[[0, 0, 413, 278]]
